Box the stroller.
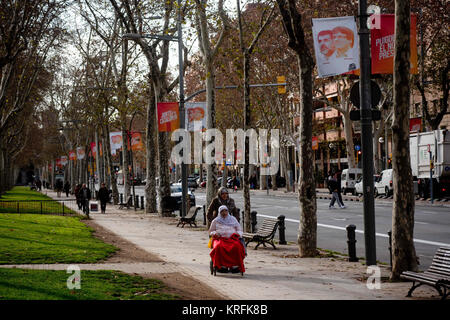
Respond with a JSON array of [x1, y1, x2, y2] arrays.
[[209, 233, 245, 276]]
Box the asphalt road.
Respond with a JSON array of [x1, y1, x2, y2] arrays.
[[115, 185, 450, 271]]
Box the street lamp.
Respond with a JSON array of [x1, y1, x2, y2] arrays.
[[122, 1, 188, 218]]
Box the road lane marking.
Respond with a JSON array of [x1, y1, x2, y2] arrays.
[[257, 214, 450, 248]]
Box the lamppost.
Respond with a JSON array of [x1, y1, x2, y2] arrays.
[[358, 0, 377, 266], [122, 2, 188, 217]]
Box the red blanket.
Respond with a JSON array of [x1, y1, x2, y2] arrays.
[[210, 233, 245, 273]]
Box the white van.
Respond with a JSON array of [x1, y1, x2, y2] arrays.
[[341, 168, 363, 195], [375, 169, 393, 196]]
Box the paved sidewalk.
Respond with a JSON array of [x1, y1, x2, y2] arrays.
[[9, 189, 439, 300]]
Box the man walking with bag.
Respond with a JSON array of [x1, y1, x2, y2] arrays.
[[97, 183, 109, 214]]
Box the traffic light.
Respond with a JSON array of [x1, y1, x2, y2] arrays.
[[277, 76, 286, 94]]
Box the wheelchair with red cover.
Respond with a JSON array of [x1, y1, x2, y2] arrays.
[[209, 233, 245, 276]]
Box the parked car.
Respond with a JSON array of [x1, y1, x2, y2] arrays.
[[355, 175, 381, 196], [341, 168, 363, 195], [170, 183, 196, 213], [177, 177, 199, 188], [375, 169, 393, 196]]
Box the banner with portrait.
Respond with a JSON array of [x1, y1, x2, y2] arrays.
[[185, 102, 206, 132], [76, 147, 85, 160], [109, 131, 123, 155], [60, 156, 68, 166], [312, 16, 360, 78]]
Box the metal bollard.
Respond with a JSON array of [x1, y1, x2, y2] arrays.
[[140, 196, 144, 209], [120, 193, 123, 204], [277, 215, 287, 244], [251, 211, 257, 233], [346, 224, 358, 262], [135, 195, 139, 209], [388, 230, 392, 270], [203, 205, 206, 225]]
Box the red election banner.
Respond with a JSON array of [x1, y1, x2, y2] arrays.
[[410, 117, 422, 132], [157, 102, 180, 132], [90, 142, 97, 159], [55, 158, 62, 168], [312, 136, 319, 150], [69, 150, 77, 161], [371, 14, 418, 74]]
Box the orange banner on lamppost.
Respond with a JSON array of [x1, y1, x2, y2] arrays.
[[157, 102, 180, 132]]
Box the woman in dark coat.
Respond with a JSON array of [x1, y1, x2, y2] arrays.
[[207, 187, 239, 227]]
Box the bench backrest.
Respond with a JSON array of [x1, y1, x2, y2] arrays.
[[255, 219, 279, 237], [428, 247, 450, 277], [185, 206, 199, 219]]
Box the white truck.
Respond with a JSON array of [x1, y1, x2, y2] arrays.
[[409, 129, 450, 199]]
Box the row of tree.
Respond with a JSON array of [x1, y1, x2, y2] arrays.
[[1, 0, 448, 280]]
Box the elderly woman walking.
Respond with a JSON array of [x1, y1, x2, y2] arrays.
[[209, 205, 246, 274]]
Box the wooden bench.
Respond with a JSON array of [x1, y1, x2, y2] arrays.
[[118, 195, 132, 209], [243, 218, 279, 250], [400, 246, 450, 300], [177, 206, 202, 228]]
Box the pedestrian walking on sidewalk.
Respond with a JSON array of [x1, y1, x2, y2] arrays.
[[80, 183, 91, 214], [328, 173, 345, 209], [64, 181, 70, 197], [55, 179, 63, 197], [97, 183, 109, 214], [74, 184, 82, 209]]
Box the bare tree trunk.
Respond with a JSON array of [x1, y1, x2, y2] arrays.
[[158, 131, 171, 216], [277, 0, 317, 257], [391, 0, 418, 280], [145, 84, 157, 213]]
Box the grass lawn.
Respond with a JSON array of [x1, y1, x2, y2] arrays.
[[0, 186, 55, 201], [0, 186, 78, 215], [0, 187, 117, 264], [0, 213, 117, 264], [0, 268, 178, 300]]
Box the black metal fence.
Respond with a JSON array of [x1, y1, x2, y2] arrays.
[[0, 199, 82, 216]]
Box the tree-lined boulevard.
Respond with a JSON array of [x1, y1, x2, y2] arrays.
[[1, 0, 449, 301]]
